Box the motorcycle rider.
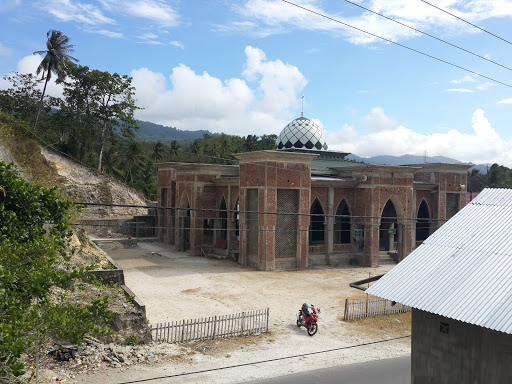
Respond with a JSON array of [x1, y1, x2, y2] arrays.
[[301, 303, 310, 319]]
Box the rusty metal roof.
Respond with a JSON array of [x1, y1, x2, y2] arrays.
[[366, 188, 512, 335]]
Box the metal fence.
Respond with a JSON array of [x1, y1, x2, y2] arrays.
[[151, 308, 269, 343], [343, 297, 410, 320]]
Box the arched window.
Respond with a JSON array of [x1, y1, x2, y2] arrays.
[[309, 199, 325, 245], [416, 200, 430, 242], [334, 199, 351, 244]]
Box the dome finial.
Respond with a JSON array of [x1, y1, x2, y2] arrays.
[[301, 95, 304, 117]]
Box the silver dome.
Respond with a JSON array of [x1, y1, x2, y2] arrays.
[[275, 117, 328, 151]]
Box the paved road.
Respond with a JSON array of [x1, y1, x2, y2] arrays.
[[247, 356, 410, 384]]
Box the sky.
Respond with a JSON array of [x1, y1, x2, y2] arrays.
[[1, 0, 512, 166]]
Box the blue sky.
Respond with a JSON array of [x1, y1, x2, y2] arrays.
[[1, 0, 512, 166]]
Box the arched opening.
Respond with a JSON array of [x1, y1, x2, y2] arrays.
[[184, 204, 191, 251], [179, 192, 191, 252], [309, 199, 325, 245], [379, 200, 398, 251], [416, 200, 430, 242], [234, 198, 240, 242], [334, 199, 351, 244], [219, 197, 228, 242]]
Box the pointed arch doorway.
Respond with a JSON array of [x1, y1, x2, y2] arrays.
[[416, 200, 431, 244]]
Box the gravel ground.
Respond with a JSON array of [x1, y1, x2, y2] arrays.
[[70, 241, 411, 384]]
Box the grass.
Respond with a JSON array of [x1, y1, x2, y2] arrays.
[[343, 312, 412, 340]]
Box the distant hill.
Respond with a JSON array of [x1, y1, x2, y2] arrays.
[[469, 163, 492, 174], [135, 120, 211, 144], [346, 153, 467, 165]]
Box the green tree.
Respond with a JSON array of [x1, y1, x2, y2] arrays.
[[244, 134, 258, 152], [169, 140, 181, 159], [32, 30, 78, 130], [62, 62, 140, 171], [0, 162, 112, 382], [487, 164, 512, 188], [151, 141, 166, 162], [123, 141, 145, 184]]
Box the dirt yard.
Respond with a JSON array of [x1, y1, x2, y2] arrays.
[[72, 241, 410, 384]]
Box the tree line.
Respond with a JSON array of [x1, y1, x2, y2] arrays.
[[467, 165, 512, 192], [0, 30, 277, 201]]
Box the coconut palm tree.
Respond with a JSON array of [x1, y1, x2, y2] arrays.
[[32, 29, 78, 130]]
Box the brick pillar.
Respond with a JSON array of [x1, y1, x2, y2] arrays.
[[326, 187, 334, 264]]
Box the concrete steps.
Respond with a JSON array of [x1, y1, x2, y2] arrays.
[[379, 251, 398, 265]]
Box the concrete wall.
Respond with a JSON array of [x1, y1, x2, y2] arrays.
[[412, 309, 512, 384]]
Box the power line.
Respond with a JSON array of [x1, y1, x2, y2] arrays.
[[419, 0, 512, 46], [116, 335, 411, 384], [73, 201, 451, 223], [280, 0, 512, 88], [341, 0, 512, 72]]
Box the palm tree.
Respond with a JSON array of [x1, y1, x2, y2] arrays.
[[33, 30, 78, 130], [124, 141, 145, 184], [151, 141, 166, 162]]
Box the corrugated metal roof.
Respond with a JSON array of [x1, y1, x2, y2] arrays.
[[366, 188, 512, 335]]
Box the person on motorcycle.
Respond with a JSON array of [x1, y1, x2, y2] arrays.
[[302, 303, 310, 318]]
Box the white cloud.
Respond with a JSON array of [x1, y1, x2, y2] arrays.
[[89, 29, 124, 39], [130, 46, 307, 135], [476, 82, 494, 90], [233, 0, 512, 45], [124, 0, 179, 26], [170, 41, 184, 49], [328, 108, 512, 167], [446, 88, 474, 93], [0, 55, 65, 99], [497, 98, 512, 104], [325, 123, 358, 146], [42, 0, 179, 29], [0, 42, 11, 56], [242, 46, 307, 114], [43, 0, 115, 25], [450, 75, 475, 84], [364, 107, 395, 131]]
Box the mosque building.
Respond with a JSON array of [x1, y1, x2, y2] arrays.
[[156, 116, 470, 270]]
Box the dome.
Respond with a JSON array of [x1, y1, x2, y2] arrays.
[[275, 117, 328, 151]]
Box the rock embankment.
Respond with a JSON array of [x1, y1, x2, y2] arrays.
[[40, 147, 149, 219]]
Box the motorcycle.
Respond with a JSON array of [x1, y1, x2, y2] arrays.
[[296, 303, 320, 336]]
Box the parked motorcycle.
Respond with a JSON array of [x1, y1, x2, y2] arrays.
[[296, 303, 320, 336]]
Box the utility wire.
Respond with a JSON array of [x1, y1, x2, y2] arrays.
[[280, 0, 512, 88], [342, 0, 512, 72], [419, 0, 512, 46], [73, 201, 451, 223], [116, 335, 411, 384]]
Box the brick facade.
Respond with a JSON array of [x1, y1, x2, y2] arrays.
[[156, 154, 470, 271]]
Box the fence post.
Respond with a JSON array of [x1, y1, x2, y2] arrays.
[[266, 308, 269, 333], [213, 316, 217, 339], [343, 299, 348, 320]]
